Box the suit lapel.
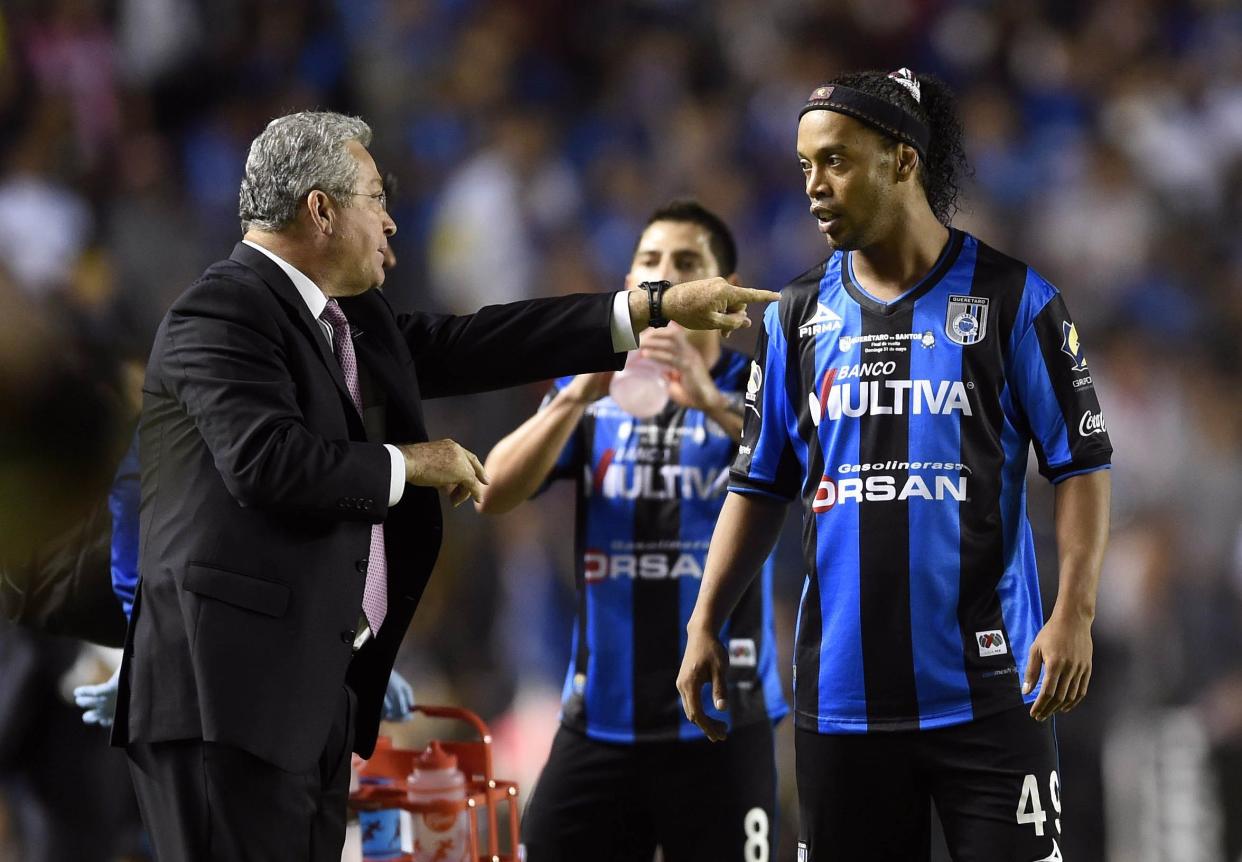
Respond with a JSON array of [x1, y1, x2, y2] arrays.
[[228, 243, 360, 420], [341, 291, 427, 442]]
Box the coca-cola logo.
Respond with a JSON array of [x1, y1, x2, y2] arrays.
[[1078, 410, 1107, 437]]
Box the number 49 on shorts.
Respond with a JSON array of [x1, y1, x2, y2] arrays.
[[1016, 770, 1062, 837]]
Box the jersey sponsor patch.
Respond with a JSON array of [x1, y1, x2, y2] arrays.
[[1060, 321, 1087, 372], [945, 294, 989, 345], [583, 550, 705, 582], [808, 377, 973, 426], [812, 472, 968, 513], [976, 630, 1008, 657], [728, 638, 757, 668], [1078, 409, 1107, 437]]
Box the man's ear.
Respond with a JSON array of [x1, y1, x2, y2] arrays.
[[306, 190, 335, 236], [894, 143, 920, 182], [623, 272, 636, 291], [726, 272, 740, 286]]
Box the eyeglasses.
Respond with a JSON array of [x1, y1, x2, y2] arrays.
[[345, 189, 388, 212]]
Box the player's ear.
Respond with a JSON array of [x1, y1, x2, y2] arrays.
[[726, 272, 740, 286], [894, 143, 920, 183]]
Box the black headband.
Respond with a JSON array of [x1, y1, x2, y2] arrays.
[[799, 84, 930, 161]]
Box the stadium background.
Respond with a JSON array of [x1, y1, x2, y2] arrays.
[[1, 0, 1241, 859]]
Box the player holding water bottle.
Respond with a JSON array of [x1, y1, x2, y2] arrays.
[[479, 200, 786, 862]]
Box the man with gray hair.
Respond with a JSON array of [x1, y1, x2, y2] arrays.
[[111, 110, 777, 861]]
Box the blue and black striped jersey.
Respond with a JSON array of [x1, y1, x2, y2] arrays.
[[543, 347, 787, 743], [730, 229, 1112, 734]]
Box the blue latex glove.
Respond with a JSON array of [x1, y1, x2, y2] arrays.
[[382, 669, 415, 722], [73, 665, 121, 728]]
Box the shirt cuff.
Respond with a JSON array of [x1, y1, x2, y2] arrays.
[[384, 444, 405, 506], [610, 291, 638, 352]]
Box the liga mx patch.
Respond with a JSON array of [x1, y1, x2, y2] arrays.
[[976, 629, 1008, 657], [728, 638, 757, 668], [945, 294, 989, 345]]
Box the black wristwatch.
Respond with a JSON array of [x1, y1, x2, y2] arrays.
[[640, 280, 671, 328]]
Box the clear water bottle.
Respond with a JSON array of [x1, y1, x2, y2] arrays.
[[609, 352, 668, 418], [407, 742, 470, 862]]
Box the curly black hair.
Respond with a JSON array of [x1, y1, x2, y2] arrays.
[[826, 71, 971, 225]]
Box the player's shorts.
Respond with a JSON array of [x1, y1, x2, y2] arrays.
[[521, 720, 777, 862], [796, 706, 1064, 862]]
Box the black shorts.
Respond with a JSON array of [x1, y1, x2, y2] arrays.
[[796, 706, 1064, 862], [521, 721, 777, 862]]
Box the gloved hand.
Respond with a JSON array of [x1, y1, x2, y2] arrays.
[[382, 669, 415, 722], [73, 664, 121, 728]]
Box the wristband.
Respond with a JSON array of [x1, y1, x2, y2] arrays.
[[640, 280, 671, 329]]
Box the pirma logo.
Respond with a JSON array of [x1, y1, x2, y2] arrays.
[[744, 361, 762, 418], [745, 361, 762, 401], [976, 630, 1008, 657], [798, 302, 844, 339]]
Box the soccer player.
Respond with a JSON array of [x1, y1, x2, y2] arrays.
[[677, 69, 1111, 861], [479, 201, 787, 862]]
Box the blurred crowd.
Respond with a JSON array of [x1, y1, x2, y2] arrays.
[[1, 0, 1241, 859]]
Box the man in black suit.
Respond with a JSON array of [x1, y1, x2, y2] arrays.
[[113, 111, 776, 861]]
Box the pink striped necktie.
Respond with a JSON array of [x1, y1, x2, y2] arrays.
[[320, 299, 387, 634]]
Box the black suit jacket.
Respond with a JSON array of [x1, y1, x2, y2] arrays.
[[113, 243, 624, 772]]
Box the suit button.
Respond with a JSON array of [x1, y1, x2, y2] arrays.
[[356, 559, 368, 573], [341, 629, 356, 644]]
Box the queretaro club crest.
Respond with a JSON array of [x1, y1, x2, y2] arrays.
[[945, 294, 989, 346]]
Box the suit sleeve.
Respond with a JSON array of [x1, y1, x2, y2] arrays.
[[396, 292, 627, 399], [160, 277, 391, 517], [728, 302, 802, 501], [1007, 276, 1112, 483]]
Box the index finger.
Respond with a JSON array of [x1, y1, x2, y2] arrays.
[[726, 287, 781, 304], [1029, 670, 1061, 721]]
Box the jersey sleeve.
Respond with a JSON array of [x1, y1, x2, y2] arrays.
[[729, 302, 801, 500], [109, 431, 141, 622], [1007, 273, 1112, 483]]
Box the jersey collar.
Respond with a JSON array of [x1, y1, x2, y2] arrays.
[[840, 228, 964, 316]]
